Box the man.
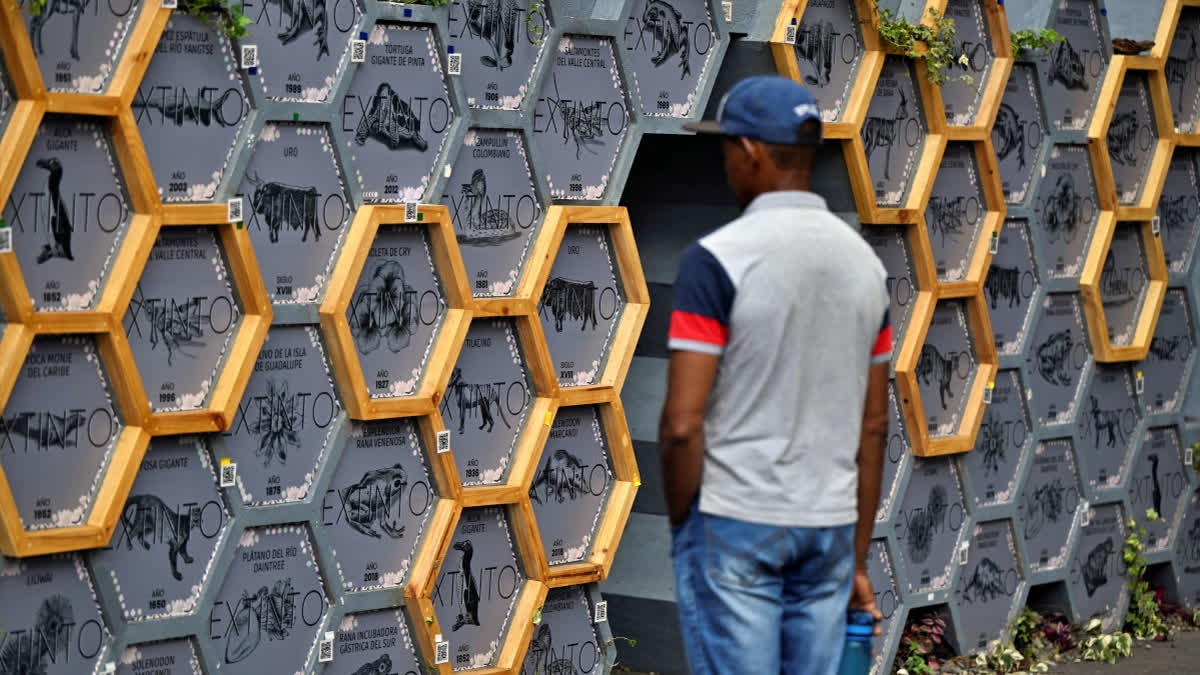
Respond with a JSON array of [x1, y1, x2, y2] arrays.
[[660, 75, 890, 674]]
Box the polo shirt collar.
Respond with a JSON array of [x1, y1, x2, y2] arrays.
[[744, 190, 828, 213]]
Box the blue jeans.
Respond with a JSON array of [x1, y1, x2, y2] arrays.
[[671, 501, 855, 675]]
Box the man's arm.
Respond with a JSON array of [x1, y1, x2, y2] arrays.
[[659, 350, 721, 526]]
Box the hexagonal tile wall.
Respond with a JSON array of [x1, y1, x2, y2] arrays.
[[922, 140, 1002, 291], [520, 585, 612, 674], [937, 0, 1012, 135], [1025, 292, 1094, 429], [1157, 148, 1200, 273], [957, 369, 1032, 514], [17, 0, 144, 96], [1127, 425, 1188, 559], [623, 0, 723, 120], [444, 0, 551, 111], [892, 455, 969, 597], [1074, 363, 1142, 500], [1031, 143, 1106, 280], [1138, 288, 1195, 415], [240, 0, 366, 104], [1081, 218, 1168, 360], [1017, 438, 1083, 580], [0, 552, 113, 669], [1066, 502, 1128, 631], [1035, 0, 1111, 138], [1165, 0, 1200, 138], [994, 61, 1050, 208], [986, 219, 1041, 357], [949, 519, 1026, 653], [327, 607, 426, 675], [867, 537, 905, 675], [862, 224, 929, 368], [1092, 61, 1172, 210]]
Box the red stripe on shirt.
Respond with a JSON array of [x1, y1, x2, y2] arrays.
[[872, 324, 893, 358], [669, 310, 729, 348]]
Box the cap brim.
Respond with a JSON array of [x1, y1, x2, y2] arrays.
[[681, 120, 727, 136]]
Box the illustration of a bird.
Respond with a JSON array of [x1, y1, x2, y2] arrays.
[[35, 157, 74, 264], [460, 169, 514, 238], [1113, 38, 1155, 55], [451, 539, 481, 631]]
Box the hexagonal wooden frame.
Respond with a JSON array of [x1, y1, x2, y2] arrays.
[[926, 0, 1015, 139], [1153, 0, 1200, 144], [531, 206, 650, 405], [895, 290, 998, 457], [769, 0, 885, 139], [320, 204, 473, 420], [1089, 56, 1175, 217], [1080, 217, 1169, 361]]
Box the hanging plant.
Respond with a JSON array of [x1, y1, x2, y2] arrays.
[[1010, 28, 1065, 53], [873, 4, 972, 87]]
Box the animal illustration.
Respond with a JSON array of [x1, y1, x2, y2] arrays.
[[1023, 478, 1067, 540], [131, 88, 243, 127], [539, 277, 599, 332], [351, 654, 392, 675], [274, 0, 329, 60], [961, 557, 1008, 604], [28, 0, 89, 61], [225, 577, 297, 664], [1159, 194, 1193, 235], [35, 157, 74, 264], [1088, 395, 1124, 450], [642, 0, 691, 79], [1048, 39, 1087, 91], [926, 195, 968, 246], [915, 344, 955, 412], [524, 623, 576, 675], [1149, 334, 1188, 361], [1099, 255, 1138, 305], [0, 595, 74, 675], [466, 0, 518, 70], [442, 367, 511, 434], [862, 90, 908, 180], [1, 410, 86, 449], [339, 464, 409, 539], [1107, 110, 1139, 167], [244, 171, 321, 244], [1080, 537, 1115, 597], [978, 414, 1006, 476], [348, 261, 416, 355], [127, 286, 208, 367], [992, 102, 1027, 170], [117, 494, 203, 581], [451, 540, 481, 631], [1166, 32, 1197, 114], [355, 82, 429, 151], [794, 20, 836, 87], [1045, 173, 1083, 244], [458, 169, 517, 244], [985, 265, 1021, 310], [249, 377, 301, 467], [547, 74, 606, 160], [529, 449, 588, 505], [906, 484, 948, 564], [1036, 329, 1073, 387]]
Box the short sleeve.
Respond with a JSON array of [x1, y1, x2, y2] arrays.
[[668, 242, 736, 355], [871, 309, 893, 365]]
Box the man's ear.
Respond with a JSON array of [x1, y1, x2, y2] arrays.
[[739, 137, 768, 170]]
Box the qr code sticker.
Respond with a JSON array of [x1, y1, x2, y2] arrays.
[[241, 44, 259, 69], [1152, 216, 1161, 235], [982, 384, 992, 404], [220, 462, 237, 488], [161, 0, 178, 8], [593, 600, 608, 624], [351, 39, 366, 62], [958, 542, 969, 566], [319, 633, 334, 662], [785, 24, 797, 44], [1136, 372, 1145, 395], [437, 430, 451, 454], [227, 197, 244, 223], [435, 640, 450, 664], [1186, 447, 1194, 467], [448, 52, 462, 75], [989, 234, 999, 254], [405, 202, 418, 222], [0, 228, 11, 254], [722, 0, 732, 22]]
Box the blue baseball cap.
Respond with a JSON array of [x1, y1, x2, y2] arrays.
[[683, 75, 823, 145]]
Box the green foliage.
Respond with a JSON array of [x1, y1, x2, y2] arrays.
[[526, 1, 545, 46], [894, 614, 948, 674], [1012, 607, 1041, 652], [1010, 28, 1065, 53], [1125, 509, 1169, 640], [873, 4, 972, 87], [183, 0, 255, 41], [28, 0, 48, 16], [1079, 619, 1133, 664], [972, 641, 1048, 673]]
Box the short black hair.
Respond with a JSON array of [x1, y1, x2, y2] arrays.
[[762, 121, 820, 169]]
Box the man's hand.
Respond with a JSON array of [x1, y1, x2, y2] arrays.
[[849, 569, 883, 636]]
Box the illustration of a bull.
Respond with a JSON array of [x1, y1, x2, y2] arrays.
[[245, 171, 321, 244], [539, 277, 598, 332]]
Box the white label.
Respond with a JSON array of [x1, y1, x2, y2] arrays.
[[444, 164, 453, 178], [220, 462, 237, 488], [1081, 502, 1091, 526], [404, 202, 418, 222], [0, 228, 11, 254], [1186, 447, 1193, 467], [435, 640, 450, 664], [160, 0, 177, 8], [958, 541, 969, 566], [593, 600, 608, 624], [350, 39, 367, 63], [448, 52, 462, 75], [437, 430, 451, 454], [101, 663, 115, 675], [1136, 372, 1145, 395], [722, 0, 732, 22], [989, 234, 999, 254], [982, 384, 993, 404], [927, 592, 935, 601], [227, 197, 244, 223], [319, 633, 334, 662], [784, 24, 797, 44], [241, 44, 259, 69], [1152, 216, 1161, 235]]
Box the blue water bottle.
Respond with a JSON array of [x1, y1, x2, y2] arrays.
[[837, 610, 876, 675]]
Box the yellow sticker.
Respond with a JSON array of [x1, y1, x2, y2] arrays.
[[633, 478, 642, 488], [987, 381, 995, 389], [1137, 371, 1143, 379], [220, 457, 231, 466], [544, 411, 553, 426]]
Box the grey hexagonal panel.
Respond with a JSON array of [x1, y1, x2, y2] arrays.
[[447, 0, 551, 110], [1157, 148, 1200, 273], [1141, 289, 1194, 415], [441, 128, 543, 298], [1108, 71, 1157, 205], [1167, 7, 1200, 134], [941, 0, 993, 127], [893, 456, 967, 594], [926, 143, 986, 283], [1026, 293, 1091, 427], [1077, 364, 1140, 493], [21, 0, 139, 93], [1, 335, 121, 530], [0, 553, 111, 674], [320, 418, 436, 591], [117, 639, 201, 675], [862, 226, 918, 360], [93, 436, 229, 621], [440, 318, 534, 486], [347, 224, 446, 398], [867, 538, 902, 675], [434, 505, 526, 671], [986, 219, 1039, 356], [0, 51, 13, 133], [124, 226, 241, 412], [952, 520, 1022, 652], [917, 300, 977, 437], [540, 224, 625, 388], [234, 122, 352, 306], [520, 586, 603, 674], [241, 0, 364, 102], [1032, 144, 1099, 279], [329, 607, 423, 675], [862, 56, 925, 207], [960, 370, 1030, 509], [204, 525, 329, 671], [994, 64, 1046, 206], [1100, 222, 1149, 347], [533, 35, 629, 200], [625, 0, 715, 117], [789, 0, 865, 124], [531, 405, 612, 566], [341, 23, 454, 203], [881, 380, 909, 522], [1128, 426, 1187, 554], [1020, 439, 1082, 575], [1068, 502, 1126, 630], [214, 325, 341, 506], [133, 12, 252, 202], [3, 115, 131, 312], [1174, 491, 1200, 607], [1038, 0, 1107, 132]]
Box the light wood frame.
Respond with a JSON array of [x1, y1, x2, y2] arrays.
[[925, 0, 1015, 139], [1162, 0, 1200, 144], [895, 290, 999, 457], [1079, 217, 1169, 361], [320, 204, 474, 420]]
